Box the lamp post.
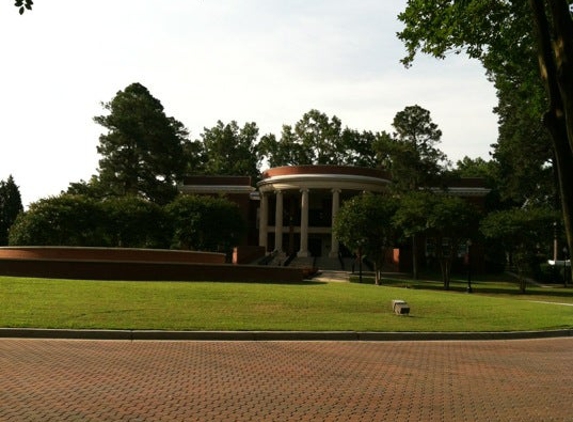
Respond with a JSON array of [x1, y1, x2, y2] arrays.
[[553, 222, 558, 283], [564, 247, 569, 287], [466, 239, 473, 293], [357, 238, 366, 284]]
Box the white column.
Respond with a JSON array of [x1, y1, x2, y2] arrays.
[[298, 188, 310, 257], [329, 188, 341, 258], [274, 190, 284, 253], [258, 192, 268, 250]]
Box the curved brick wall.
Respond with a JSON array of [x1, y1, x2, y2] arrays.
[[0, 247, 303, 283], [261, 165, 391, 180], [0, 247, 225, 264]]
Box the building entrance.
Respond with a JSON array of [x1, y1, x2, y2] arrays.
[[309, 237, 322, 257]]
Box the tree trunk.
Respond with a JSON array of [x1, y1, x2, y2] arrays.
[[530, 0, 573, 259], [374, 261, 381, 285], [519, 273, 527, 294], [412, 234, 419, 280], [440, 258, 451, 290]]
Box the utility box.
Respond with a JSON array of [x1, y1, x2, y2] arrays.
[[391, 299, 410, 315]]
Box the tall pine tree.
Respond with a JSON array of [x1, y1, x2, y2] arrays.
[[0, 175, 23, 245], [94, 83, 191, 205]]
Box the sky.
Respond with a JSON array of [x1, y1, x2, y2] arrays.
[[0, 1, 498, 207]]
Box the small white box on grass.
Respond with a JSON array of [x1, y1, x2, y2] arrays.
[[391, 299, 410, 315]]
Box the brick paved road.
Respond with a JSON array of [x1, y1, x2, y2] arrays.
[[1, 338, 573, 421]]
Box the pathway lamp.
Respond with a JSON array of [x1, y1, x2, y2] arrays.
[[466, 239, 473, 293], [357, 238, 366, 284], [553, 222, 558, 283], [564, 247, 569, 287]]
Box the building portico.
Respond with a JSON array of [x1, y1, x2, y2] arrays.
[[257, 166, 392, 258]]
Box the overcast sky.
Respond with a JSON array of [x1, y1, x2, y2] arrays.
[[0, 1, 498, 207]]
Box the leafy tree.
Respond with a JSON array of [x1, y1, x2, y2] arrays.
[[425, 195, 480, 290], [102, 196, 169, 248], [450, 157, 502, 212], [375, 105, 449, 192], [491, 54, 555, 207], [200, 121, 260, 182], [64, 175, 108, 200], [9, 194, 107, 246], [454, 157, 496, 179], [0, 175, 23, 245], [333, 192, 398, 285], [373, 105, 449, 278], [397, 0, 573, 281], [257, 128, 307, 167], [258, 109, 378, 167], [293, 109, 344, 165], [94, 82, 191, 205], [14, 0, 32, 14], [393, 191, 479, 288], [480, 206, 558, 293], [165, 194, 246, 254], [339, 128, 379, 168], [8, 194, 172, 248]]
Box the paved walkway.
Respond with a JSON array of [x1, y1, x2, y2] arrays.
[[2, 337, 573, 421]]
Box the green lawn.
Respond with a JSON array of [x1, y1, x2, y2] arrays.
[[1, 276, 572, 332]]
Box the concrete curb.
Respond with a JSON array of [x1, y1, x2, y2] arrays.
[[1, 328, 572, 341]]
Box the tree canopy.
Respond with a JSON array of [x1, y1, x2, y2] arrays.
[[397, 0, 573, 272], [257, 109, 378, 168], [9, 194, 107, 247], [199, 120, 260, 182], [0, 175, 23, 245], [333, 192, 398, 285], [481, 205, 558, 292], [375, 105, 449, 192], [94, 82, 191, 205], [393, 190, 480, 289], [14, 0, 32, 14], [165, 194, 246, 253]]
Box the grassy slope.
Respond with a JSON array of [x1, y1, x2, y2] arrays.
[[2, 276, 572, 332]]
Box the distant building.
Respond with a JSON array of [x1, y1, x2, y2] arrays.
[[256, 165, 392, 258], [179, 165, 490, 271]]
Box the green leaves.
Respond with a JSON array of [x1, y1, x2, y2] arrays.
[[94, 83, 190, 205], [0, 175, 23, 245], [257, 109, 379, 168], [15, 0, 33, 15], [165, 194, 245, 252], [376, 105, 449, 192], [200, 120, 260, 181]]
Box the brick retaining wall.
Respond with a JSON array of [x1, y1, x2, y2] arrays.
[[0, 247, 303, 283]]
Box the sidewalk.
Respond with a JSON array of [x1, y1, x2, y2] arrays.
[[2, 336, 573, 421], [1, 327, 572, 341]]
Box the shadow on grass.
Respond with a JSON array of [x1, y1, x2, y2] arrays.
[[351, 271, 573, 300], [238, 280, 328, 286]]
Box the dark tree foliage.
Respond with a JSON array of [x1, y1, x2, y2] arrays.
[[64, 176, 108, 200], [397, 0, 573, 274], [165, 194, 246, 254], [481, 205, 558, 292], [9, 194, 107, 246], [374, 105, 449, 192], [393, 191, 480, 289], [333, 192, 398, 285], [0, 175, 23, 245], [102, 196, 169, 248], [14, 0, 33, 14], [199, 120, 260, 182], [94, 83, 191, 205], [257, 109, 378, 167], [9, 194, 172, 248]]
